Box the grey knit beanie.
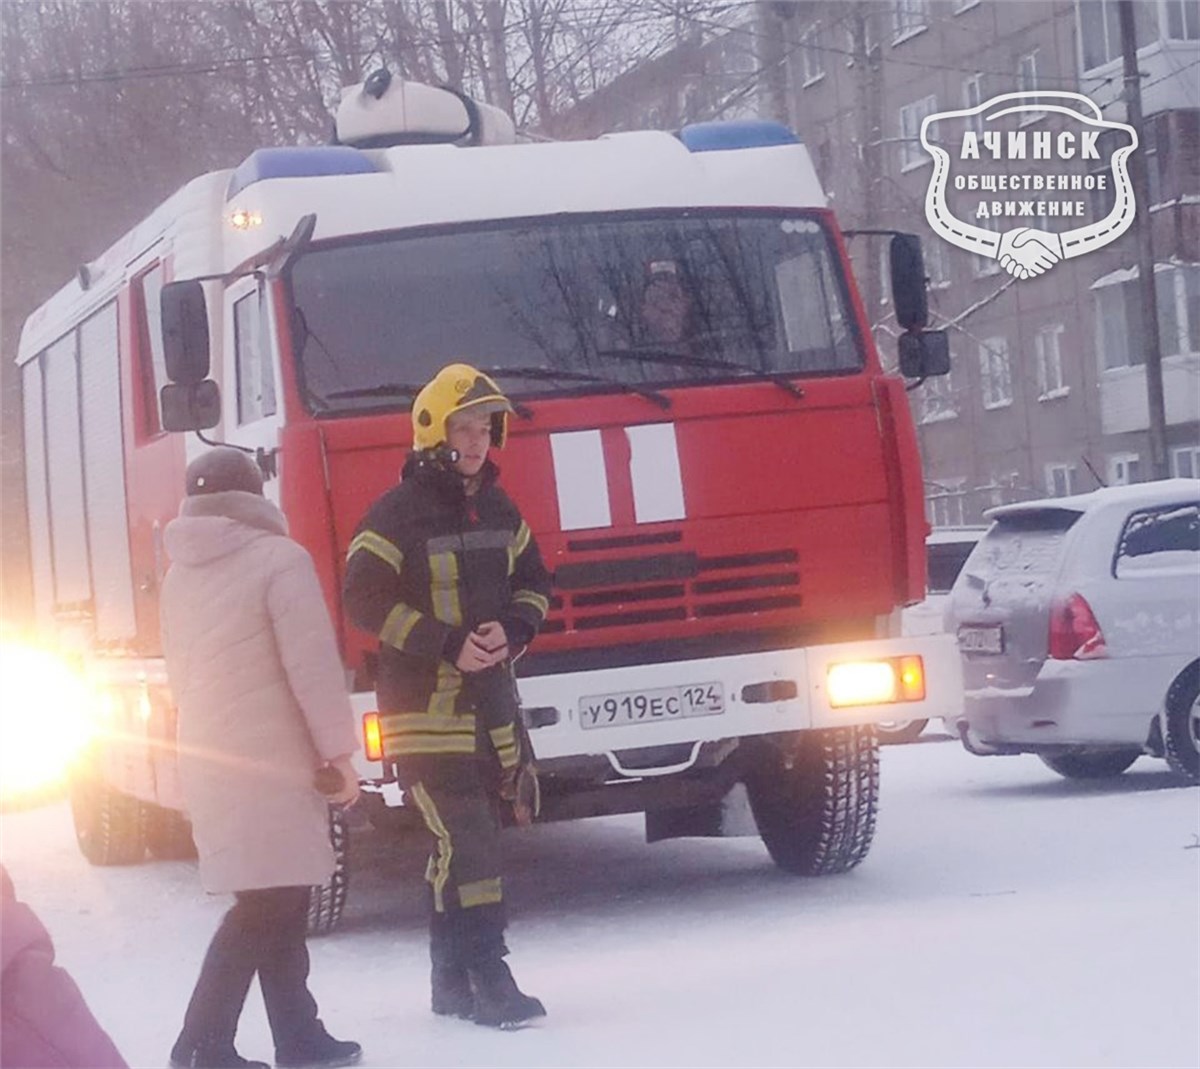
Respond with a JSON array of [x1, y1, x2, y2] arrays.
[[185, 447, 263, 497]]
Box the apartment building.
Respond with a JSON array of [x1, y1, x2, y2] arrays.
[[559, 0, 1199, 523]]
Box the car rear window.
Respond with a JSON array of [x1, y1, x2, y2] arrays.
[[927, 541, 978, 594], [960, 509, 1081, 605], [1114, 502, 1200, 578]]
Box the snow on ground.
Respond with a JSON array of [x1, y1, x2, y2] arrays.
[[2, 740, 1197, 1069]]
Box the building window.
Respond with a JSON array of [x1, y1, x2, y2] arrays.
[[920, 368, 958, 423], [927, 479, 967, 527], [925, 237, 951, 289], [979, 336, 1012, 409], [1165, 0, 1200, 39], [1079, 0, 1157, 71], [1045, 462, 1078, 498], [899, 95, 937, 171], [892, 0, 929, 42], [962, 73, 985, 135], [1017, 50, 1042, 122], [1172, 445, 1200, 478], [234, 292, 276, 425], [1108, 452, 1142, 485], [1036, 323, 1068, 399], [134, 263, 167, 438], [1096, 264, 1200, 369], [973, 218, 1001, 277], [800, 26, 825, 86]]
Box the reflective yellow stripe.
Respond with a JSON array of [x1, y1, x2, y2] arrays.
[[379, 713, 474, 735], [513, 522, 531, 558], [488, 724, 519, 767], [459, 877, 504, 909], [347, 531, 403, 574], [411, 784, 453, 913], [428, 551, 463, 626], [380, 604, 422, 649], [427, 661, 463, 719], [512, 590, 549, 616], [382, 735, 477, 758]]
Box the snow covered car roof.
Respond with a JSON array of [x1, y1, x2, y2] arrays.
[[984, 478, 1199, 523]]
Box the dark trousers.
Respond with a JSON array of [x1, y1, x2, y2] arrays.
[[177, 886, 319, 1054]]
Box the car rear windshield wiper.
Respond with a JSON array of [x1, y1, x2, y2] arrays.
[[593, 347, 804, 399], [483, 365, 671, 410]]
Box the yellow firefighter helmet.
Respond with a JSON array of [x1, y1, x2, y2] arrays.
[[411, 363, 513, 451]]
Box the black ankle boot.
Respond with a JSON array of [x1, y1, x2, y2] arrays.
[[274, 1031, 362, 1069], [168, 1040, 269, 1069], [468, 958, 546, 1029]]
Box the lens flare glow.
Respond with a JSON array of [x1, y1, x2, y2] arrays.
[[0, 640, 98, 806]]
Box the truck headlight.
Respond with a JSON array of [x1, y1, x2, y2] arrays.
[[827, 656, 925, 707]]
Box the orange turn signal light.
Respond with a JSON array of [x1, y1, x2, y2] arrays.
[[363, 711, 383, 762]]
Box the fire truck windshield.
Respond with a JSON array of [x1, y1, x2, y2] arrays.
[[290, 210, 862, 415]]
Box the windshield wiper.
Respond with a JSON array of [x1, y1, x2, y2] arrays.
[[593, 347, 804, 399], [324, 382, 422, 401], [483, 365, 671, 410], [319, 381, 534, 418]]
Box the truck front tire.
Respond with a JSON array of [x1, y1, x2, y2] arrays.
[[744, 726, 880, 876], [307, 806, 350, 936], [68, 774, 146, 866]]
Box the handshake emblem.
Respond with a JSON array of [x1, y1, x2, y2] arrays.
[[995, 228, 1064, 280]]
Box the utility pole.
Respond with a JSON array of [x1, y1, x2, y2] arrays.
[[1118, 0, 1169, 480]]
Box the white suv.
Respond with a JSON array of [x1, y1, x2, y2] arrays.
[[943, 480, 1199, 780]]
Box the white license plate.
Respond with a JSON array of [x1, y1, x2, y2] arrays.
[[958, 625, 1004, 654], [579, 682, 725, 730]]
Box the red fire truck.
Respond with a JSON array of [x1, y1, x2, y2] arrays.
[[17, 75, 958, 931]]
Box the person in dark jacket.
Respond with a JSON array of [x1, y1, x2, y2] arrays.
[[161, 448, 362, 1069], [0, 865, 128, 1069], [343, 363, 552, 1029]]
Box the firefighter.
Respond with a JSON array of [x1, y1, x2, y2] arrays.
[[343, 363, 552, 1029]]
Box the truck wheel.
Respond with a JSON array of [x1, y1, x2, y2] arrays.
[[307, 806, 349, 937], [875, 718, 929, 745], [144, 804, 198, 860], [1038, 748, 1141, 780], [68, 775, 145, 866], [1163, 673, 1199, 782], [745, 726, 880, 876]]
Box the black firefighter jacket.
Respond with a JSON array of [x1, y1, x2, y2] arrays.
[[342, 455, 551, 777]]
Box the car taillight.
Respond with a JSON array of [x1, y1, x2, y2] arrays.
[[363, 712, 383, 761], [1047, 593, 1107, 660]]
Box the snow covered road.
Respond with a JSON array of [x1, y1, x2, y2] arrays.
[[2, 739, 1197, 1069]]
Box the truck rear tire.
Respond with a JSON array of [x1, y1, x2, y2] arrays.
[[1038, 748, 1141, 780], [144, 804, 198, 860], [307, 806, 349, 936], [745, 726, 879, 876], [68, 774, 146, 866]]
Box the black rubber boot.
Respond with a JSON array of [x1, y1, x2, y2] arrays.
[[467, 958, 546, 1030], [430, 912, 474, 1019], [274, 1028, 362, 1069]]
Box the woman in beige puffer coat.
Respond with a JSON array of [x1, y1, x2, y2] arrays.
[[160, 448, 361, 1069]]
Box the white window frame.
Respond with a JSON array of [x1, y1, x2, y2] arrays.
[[800, 25, 826, 87], [1108, 452, 1142, 486], [1095, 264, 1200, 370], [1017, 50, 1043, 123], [979, 336, 1013, 409], [1171, 445, 1200, 478], [899, 95, 937, 171], [893, 0, 929, 44], [919, 368, 958, 424], [1045, 462, 1078, 498], [973, 218, 1001, 277], [1164, 0, 1200, 40], [1035, 323, 1068, 400], [962, 73, 985, 135]]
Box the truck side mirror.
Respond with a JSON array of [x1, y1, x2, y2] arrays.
[[161, 280, 211, 384], [899, 329, 950, 379], [160, 381, 221, 431], [890, 234, 929, 331]]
